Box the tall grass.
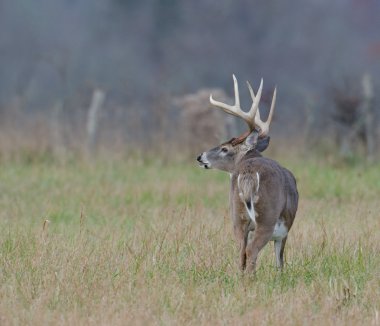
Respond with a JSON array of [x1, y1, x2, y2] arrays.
[[0, 157, 379, 325]]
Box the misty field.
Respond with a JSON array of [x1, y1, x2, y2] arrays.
[[0, 155, 379, 325]]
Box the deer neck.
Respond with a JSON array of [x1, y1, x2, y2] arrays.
[[241, 149, 262, 161], [229, 149, 262, 184]]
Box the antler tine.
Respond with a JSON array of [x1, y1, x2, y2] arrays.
[[265, 87, 277, 134], [249, 82, 277, 136], [247, 78, 263, 127], [209, 74, 243, 119], [210, 74, 261, 130], [232, 74, 240, 109], [256, 87, 276, 136]]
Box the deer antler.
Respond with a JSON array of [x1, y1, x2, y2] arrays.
[[210, 74, 276, 136], [210, 74, 262, 131], [247, 82, 277, 136]]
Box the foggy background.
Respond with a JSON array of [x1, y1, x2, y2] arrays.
[[0, 0, 379, 159]]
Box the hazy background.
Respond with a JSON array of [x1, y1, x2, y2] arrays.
[[0, 0, 379, 158]]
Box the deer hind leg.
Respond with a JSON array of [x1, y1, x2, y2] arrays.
[[280, 236, 287, 268], [233, 222, 249, 271], [274, 235, 287, 269], [245, 226, 273, 274]]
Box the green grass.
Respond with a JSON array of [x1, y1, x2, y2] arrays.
[[0, 157, 379, 325]]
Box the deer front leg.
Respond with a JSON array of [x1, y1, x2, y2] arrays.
[[245, 226, 273, 274]]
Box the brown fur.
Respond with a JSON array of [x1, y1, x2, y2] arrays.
[[198, 134, 298, 273], [232, 155, 298, 272], [197, 76, 297, 273]]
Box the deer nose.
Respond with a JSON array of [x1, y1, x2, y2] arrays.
[[197, 155, 202, 162]]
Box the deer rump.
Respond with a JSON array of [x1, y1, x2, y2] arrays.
[[233, 155, 298, 235]]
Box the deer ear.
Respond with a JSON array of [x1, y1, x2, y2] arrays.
[[256, 136, 270, 152], [245, 130, 259, 148]]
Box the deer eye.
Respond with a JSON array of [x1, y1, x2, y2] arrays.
[[221, 147, 228, 153]]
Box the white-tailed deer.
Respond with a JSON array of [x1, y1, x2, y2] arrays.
[[197, 75, 298, 273]]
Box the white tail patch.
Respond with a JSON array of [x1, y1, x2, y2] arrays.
[[237, 173, 258, 225], [256, 172, 260, 193]]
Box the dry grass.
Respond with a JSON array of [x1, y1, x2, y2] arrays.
[[0, 156, 379, 325]]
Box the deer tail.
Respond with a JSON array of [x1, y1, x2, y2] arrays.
[[237, 172, 260, 222]]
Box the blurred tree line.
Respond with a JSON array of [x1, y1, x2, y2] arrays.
[[0, 0, 379, 157]]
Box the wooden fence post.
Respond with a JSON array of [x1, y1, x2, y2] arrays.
[[86, 89, 106, 155], [361, 73, 375, 162]]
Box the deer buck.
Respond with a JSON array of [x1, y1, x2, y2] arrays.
[[197, 75, 298, 273]]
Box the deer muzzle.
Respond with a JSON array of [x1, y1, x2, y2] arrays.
[[197, 153, 211, 169]]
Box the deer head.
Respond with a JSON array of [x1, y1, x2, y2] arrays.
[[197, 75, 276, 172]]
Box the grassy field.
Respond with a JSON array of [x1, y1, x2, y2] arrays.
[[0, 154, 379, 325]]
